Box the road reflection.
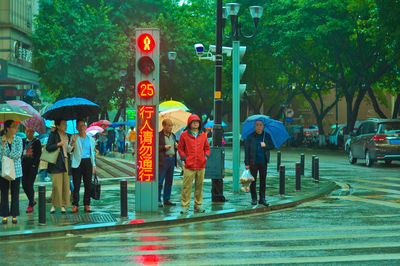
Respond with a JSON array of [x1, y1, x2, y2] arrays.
[[129, 231, 170, 265]]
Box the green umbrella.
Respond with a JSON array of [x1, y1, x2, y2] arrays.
[[0, 104, 32, 122]]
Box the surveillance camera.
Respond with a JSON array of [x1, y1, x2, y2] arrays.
[[194, 43, 204, 56], [209, 45, 232, 57]]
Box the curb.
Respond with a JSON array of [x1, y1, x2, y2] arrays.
[[0, 181, 338, 240]]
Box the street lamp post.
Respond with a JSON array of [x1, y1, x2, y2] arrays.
[[119, 70, 127, 153], [223, 3, 263, 193], [211, 0, 225, 202]]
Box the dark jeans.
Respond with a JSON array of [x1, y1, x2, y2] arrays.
[[249, 163, 268, 202], [0, 177, 20, 217], [72, 158, 93, 207], [117, 140, 125, 154], [99, 142, 107, 155], [22, 158, 39, 207], [158, 157, 175, 202]]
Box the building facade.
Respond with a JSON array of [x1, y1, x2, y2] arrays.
[[0, 0, 39, 102]]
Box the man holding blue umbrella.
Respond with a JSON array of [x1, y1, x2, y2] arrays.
[[244, 120, 274, 206]]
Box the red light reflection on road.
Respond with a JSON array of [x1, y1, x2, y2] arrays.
[[129, 233, 171, 265]]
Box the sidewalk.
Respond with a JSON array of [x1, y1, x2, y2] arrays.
[[0, 155, 338, 240]]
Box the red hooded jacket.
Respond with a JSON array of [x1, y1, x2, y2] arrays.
[[178, 114, 210, 170]]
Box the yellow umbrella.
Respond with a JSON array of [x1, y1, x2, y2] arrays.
[[159, 100, 189, 112], [159, 108, 191, 133]]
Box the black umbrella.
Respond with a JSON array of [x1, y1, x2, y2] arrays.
[[42, 97, 100, 120]]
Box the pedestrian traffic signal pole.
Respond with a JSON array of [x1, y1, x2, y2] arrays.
[[135, 28, 160, 212], [211, 0, 226, 202]]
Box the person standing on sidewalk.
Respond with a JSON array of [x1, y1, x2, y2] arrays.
[[128, 127, 136, 156], [116, 125, 125, 154], [70, 120, 96, 213], [158, 119, 178, 207], [22, 127, 42, 213], [178, 114, 210, 214], [244, 120, 274, 206], [0, 120, 23, 224], [46, 119, 73, 214]]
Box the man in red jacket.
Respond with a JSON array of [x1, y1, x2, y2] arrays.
[[178, 114, 210, 214]]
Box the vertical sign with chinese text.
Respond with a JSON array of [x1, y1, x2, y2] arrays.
[[135, 28, 159, 212]]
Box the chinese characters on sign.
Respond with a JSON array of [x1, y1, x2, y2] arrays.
[[137, 105, 156, 182]]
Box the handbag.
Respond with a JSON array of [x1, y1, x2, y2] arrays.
[[91, 174, 101, 200], [40, 147, 60, 164], [1, 156, 16, 181]]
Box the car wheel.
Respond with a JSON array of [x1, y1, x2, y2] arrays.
[[365, 150, 374, 167], [349, 149, 357, 164]]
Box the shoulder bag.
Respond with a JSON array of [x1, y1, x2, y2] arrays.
[[40, 147, 60, 164], [1, 156, 16, 181], [90, 174, 101, 200]]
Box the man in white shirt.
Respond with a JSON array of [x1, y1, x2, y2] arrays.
[[70, 120, 96, 213]]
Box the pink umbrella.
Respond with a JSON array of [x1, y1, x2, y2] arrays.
[[6, 100, 47, 134], [96, 120, 112, 125], [86, 125, 104, 136]]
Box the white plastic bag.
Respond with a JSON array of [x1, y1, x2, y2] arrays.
[[239, 169, 255, 192]]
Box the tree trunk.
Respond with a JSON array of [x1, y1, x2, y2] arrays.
[[393, 94, 400, 118], [367, 86, 387, 118], [114, 107, 122, 122]]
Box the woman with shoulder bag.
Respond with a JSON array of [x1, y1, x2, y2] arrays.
[[0, 120, 23, 224], [46, 119, 73, 214]]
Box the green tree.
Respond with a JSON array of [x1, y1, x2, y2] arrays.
[[33, 0, 128, 118]]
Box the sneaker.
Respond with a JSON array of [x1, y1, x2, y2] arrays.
[[164, 200, 176, 206], [2, 218, 7, 224], [251, 200, 257, 205], [71, 206, 79, 213], [258, 201, 269, 207], [84, 205, 92, 213], [12, 217, 17, 224], [26, 206, 34, 213], [180, 207, 189, 214], [194, 207, 205, 213], [158, 202, 163, 207]]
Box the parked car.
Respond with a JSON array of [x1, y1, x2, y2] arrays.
[[348, 119, 400, 166]]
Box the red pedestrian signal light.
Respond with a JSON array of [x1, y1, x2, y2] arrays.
[[137, 33, 155, 53]]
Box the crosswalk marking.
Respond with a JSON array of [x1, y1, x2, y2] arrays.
[[86, 224, 400, 239], [74, 231, 400, 249], [332, 195, 400, 208], [381, 177, 400, 182], [350, 179, 400, 188], [161, 253, 400, 265], [67, 242, 400, 257], [352, 185, 400, 195]]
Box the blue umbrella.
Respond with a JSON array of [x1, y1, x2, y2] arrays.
[[125, 120, 136, 127], [175, 126, 186, 140], [204, 120, 227, 128], [44, 119, 78, 135], [110, 122, 126, 128], [42, 97, 100, 120], [241, 114, 289, 148]]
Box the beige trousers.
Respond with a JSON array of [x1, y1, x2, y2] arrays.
[[51, 158, 70, 207], [181, 168, 205, 208]]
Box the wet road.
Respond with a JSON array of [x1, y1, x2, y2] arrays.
[[1, 149, 400, 265]]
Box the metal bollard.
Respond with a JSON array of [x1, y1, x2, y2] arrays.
[[312, 155, 316, 178], [295, 162, 301, 191], [279, 165, 285, 195], [38, 185, 46, 225], [314, 157, 319, 182], [300, 153, 305, 176], [120, 180, 128, 217], [277, 151, 281, 172]]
